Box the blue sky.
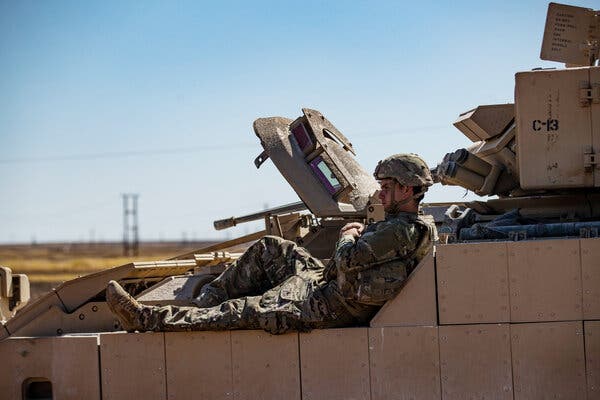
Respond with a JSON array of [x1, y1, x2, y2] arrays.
[[1, 0, 596, 243]]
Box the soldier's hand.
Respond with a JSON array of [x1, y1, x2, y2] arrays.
[[340, 222, 364, 238]]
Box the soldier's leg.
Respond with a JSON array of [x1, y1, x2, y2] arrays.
[[194, 235, 324, 307], [108, 278, 353, 335], [144, 296, 303, 333]]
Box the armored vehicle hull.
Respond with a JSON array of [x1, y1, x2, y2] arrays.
[[2, 3, 600, 399]]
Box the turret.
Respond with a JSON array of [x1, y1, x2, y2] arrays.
[[432, 2, 600, 242]]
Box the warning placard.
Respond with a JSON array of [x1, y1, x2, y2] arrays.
[[540, 2, 594, 65]]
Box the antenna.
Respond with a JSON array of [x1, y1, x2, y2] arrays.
[[122, 193, 139, 256]]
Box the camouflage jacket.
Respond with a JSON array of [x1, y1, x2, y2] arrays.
[[327, 212, 435, 306]]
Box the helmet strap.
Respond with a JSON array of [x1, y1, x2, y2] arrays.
[[387, 182, 423, 214]]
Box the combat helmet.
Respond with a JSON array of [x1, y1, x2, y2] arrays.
[[373, 153, 434, 189]]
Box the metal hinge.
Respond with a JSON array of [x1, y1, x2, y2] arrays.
[[584, 147, 597, 172], [579, 85, 600, 106]]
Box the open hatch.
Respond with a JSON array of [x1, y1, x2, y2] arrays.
[[253, 108, 378, 217]]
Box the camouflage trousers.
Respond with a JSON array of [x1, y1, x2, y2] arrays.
[[140, 236, 377, 334]]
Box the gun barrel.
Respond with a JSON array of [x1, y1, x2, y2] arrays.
[[213, 201, 307, 230]]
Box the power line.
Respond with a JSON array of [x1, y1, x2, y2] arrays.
[[0, 142, 256, 164], [354, 125, 449, 137], [0, 124, 451, 165]]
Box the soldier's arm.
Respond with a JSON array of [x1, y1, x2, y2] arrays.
[[333, 221, 418, 274]]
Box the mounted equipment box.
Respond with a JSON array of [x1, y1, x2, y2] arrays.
[[516, 66, 600, 189]]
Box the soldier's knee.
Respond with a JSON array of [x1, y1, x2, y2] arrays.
[[193, 284, 227, 308], [265, 235, 301, 254], [248, 235, 285, 253], [262, 235, 287, 246]]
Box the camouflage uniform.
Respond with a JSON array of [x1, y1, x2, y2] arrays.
[[108, 152, 436, 334], [134, 212, 434, 335]]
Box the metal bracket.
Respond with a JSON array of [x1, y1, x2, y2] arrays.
[[0, 267, 11, 298], [579, 86, 600, 106], [508, 231, 527, 241], [584, 147, 597, 172], [442, 233, 457, 244], [580, 227, 599, 238], [440, 206, 476, 243], [0, 266, 30, 322], [254, 150, 269, 169], [366, 191, 385, 224]]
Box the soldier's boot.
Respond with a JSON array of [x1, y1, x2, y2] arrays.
[[106, 280, 149, 332]]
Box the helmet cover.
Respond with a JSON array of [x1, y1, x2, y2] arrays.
[[373, 153, 433, 187]]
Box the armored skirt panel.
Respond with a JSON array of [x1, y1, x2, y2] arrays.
[[3, 238, 600, 399], [430, 238, 596, 399]]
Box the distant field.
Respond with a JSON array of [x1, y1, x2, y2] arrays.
[[0, 241, 219, 299]]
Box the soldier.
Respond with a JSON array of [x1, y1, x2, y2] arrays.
[[107, 153, 436, 334]]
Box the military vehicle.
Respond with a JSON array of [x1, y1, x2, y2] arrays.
[[1, 2, 599, 399]]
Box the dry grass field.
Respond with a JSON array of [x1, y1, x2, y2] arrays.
[[0, 241, 219, 299]]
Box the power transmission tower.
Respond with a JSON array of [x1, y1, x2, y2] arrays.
[[122, 193, 139, 256]]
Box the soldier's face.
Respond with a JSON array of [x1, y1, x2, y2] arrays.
[[378, 179, 412, 212]]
